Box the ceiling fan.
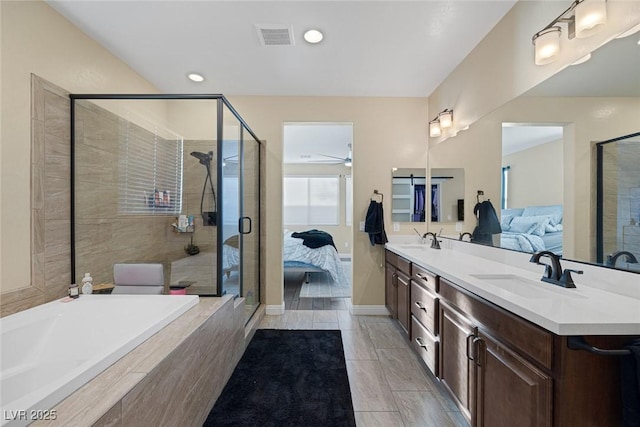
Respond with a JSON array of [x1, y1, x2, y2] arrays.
[[308, 143, 352, 167]]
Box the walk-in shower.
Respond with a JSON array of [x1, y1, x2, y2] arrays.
[[70, 94, 263, 322]]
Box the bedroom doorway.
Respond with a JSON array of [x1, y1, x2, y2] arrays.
[[282, 122, 353, 310], [500, 123, 564, 255]]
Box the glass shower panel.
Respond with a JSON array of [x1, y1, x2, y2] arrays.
[[240, 127, 261, 319], [219, 109, 241, 298], [599, 134, 640, 270], [72, 98, 220, 295]]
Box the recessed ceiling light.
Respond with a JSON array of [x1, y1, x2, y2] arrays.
[[303, 29, 323, 44], [187, 73, 205, 82]]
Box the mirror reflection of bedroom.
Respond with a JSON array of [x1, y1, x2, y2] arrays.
[[500, 123, 564, 255], [282, 123, 353, 310]]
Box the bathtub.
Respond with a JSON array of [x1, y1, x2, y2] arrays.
[[0, 294, 199, 426]]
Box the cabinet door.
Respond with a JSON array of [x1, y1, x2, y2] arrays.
[[439, 301, 477, 425], [475, 330, 552, 427], [396, 270, 410, 333], [385, 262, 397, 319]]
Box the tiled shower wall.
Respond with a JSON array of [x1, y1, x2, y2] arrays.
[[74, 100, 218, 287]]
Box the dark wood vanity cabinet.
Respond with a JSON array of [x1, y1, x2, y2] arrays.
[[439, 279, 553, 427], [438, 277, 625, 427], [410, 264, 439, 376], [384, 250, 410, 333], [475, 329, 552, 427], [438, 300, 477, 423], [385, 249, 628, 427]]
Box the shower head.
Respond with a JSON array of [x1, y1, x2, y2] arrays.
[[190, 151, 213, 166]]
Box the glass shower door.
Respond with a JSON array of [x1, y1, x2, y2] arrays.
[[240, 131, 260, 318], [596, 132, 640, 271], [219, 103, 261, 321]]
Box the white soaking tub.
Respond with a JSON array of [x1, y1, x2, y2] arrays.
[[0, 294, 199, 426]]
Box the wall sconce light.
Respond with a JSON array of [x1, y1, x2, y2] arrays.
[[532, 0, 607, 66], [429, 109, 453, 137]]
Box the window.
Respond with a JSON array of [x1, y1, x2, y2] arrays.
[[283, 176, 339, 225], [345, 176, 352, 226], [501, 165, 510, 209], [118, 118, 183, 215]]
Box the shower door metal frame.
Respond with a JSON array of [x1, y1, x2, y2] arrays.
[[595, 131, 640, 264], [69, 94, 262, 305]]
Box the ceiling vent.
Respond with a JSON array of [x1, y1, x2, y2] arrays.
[[255, 24, 295, 46]]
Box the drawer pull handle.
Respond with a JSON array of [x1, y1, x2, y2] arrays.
[[414, 301, 427, 312], [415, 273, 429, 282], [415, 337, 428, 350]]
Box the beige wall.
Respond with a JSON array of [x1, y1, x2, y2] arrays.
[[428, 0, 640, 143], [225, 96, 428, 309], [1, 0, 160, 293], [1, 1, 428, 312], [429, 95, 640, 261], [502, 139, 563, 208]]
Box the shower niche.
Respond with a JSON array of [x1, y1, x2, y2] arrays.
[[70, 95, 263, 322]]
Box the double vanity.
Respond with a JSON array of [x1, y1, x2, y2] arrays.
[[385, 240, 640, 427]]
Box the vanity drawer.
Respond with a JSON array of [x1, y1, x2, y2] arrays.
[[412, 264, 438, 293], [411, 315, 439, 376], [411, 281, 438, 335], [385, 250, 411, 275]]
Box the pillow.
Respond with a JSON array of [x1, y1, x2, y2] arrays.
[[500, 214, 515, 232], [502, 208, 524, 218], [545, 222, 563, 233], [509, 215, 551, 236], [522, 205, 563, 225]]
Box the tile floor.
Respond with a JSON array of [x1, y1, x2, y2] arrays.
[[258, 306, 470, 427]]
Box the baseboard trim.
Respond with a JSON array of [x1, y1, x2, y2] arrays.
[[265, 304, 285, 315], [350, 305, 390, 316]]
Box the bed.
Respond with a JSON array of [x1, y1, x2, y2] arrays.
[[499, 205, 563, 255], [283, 230, 348, 285]]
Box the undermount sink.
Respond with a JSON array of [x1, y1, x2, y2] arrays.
[[470, 274, 556, 299], [470, 273, 587, 299], [396, 244, 427, 250]]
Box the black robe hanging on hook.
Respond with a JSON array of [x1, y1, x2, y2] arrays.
[[365, 199, 388, 246], [471, 200, 501, 245]]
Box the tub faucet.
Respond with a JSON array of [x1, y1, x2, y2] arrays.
[[529, 251, 582, 288], [459, 232, 472, 241], [606, 251, 639, 267], [423, 232, 441, 250]]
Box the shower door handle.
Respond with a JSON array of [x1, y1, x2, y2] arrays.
[[239, 216, 252, 234]]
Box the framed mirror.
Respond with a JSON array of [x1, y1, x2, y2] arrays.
[[391, 168, 426, 222], [428, 26, 640, 273], [431, 168, 465, 223]]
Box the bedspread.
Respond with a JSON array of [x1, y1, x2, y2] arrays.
[[284, 232, 348, 284]]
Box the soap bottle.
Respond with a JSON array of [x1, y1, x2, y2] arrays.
[[81, 273, 93, 294], [68, 283, 79, 299]]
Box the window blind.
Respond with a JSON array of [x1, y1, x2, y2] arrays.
[[118, 118, 183, 215]]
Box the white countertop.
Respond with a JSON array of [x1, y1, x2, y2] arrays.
[[385, 242, 640, 336]]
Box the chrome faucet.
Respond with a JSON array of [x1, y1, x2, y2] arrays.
[[422, 232, 441, 250], [529, 251, 582, 288], [606, 251, 638, 267], [459, 232, 472, 241]]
